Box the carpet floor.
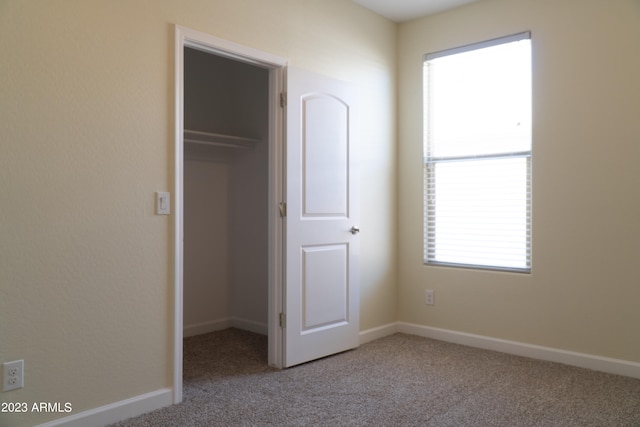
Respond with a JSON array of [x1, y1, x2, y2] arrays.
[[109, 329, 640, 426]]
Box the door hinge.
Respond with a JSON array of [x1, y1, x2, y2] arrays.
[[279, 312, 286, 328], [279, 201, 287, 218], [280, 92, 287, 108]]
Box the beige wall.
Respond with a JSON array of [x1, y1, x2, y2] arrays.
[[398, 0, 640, 362], [0, 1, 397, 425]]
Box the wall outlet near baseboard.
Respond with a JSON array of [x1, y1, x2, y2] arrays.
[[425, 290, 435, 305], [3, 359, 24, 392]]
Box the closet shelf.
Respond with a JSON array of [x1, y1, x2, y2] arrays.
[[184, 129, 260, 150]]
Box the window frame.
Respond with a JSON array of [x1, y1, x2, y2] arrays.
[[423, 32, 532, 273]]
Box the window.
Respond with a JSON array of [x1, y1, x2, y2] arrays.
[[423, 32, 532, 272]]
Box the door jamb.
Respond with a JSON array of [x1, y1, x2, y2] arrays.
[[173, 25, 287, 404]]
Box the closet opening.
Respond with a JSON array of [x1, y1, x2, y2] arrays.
[[176, 40, 286, 402], [183, 46, 270, 343]]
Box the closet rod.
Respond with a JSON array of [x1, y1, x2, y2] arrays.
[[184, 129, 260, 149]]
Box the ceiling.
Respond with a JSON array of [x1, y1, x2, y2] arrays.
[[352, 0, 481, 22]]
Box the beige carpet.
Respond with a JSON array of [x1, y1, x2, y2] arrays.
[[110, 329, 640, 426]]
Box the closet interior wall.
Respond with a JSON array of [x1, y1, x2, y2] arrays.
[[183, 47, 270, 337]]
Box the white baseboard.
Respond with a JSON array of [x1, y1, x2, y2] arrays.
[[231, 317, 268, 335], [34, 388, 172, 427], [398, 322, 640, 379], [183, 318, 231, 337], [359, 323, 399, 344], [184, 317, 268, 338]]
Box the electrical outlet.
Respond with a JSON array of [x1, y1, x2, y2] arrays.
[[3, 360, 24, 392], [425, 290, 435, 305]]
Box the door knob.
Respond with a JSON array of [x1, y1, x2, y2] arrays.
[[349, 226, 360, 235]]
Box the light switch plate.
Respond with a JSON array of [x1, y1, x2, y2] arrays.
[[156, 192, 170, 215]]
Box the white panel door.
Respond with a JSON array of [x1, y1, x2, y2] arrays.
[[284, 67, 359, 367]]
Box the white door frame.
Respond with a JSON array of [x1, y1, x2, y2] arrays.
[[173, 25, 287, 404]]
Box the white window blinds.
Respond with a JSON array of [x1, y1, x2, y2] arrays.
[[423, 32, 532, 272]]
